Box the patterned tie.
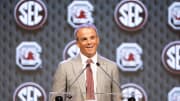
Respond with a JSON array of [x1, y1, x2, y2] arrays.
[[86, 59, 95, 100]]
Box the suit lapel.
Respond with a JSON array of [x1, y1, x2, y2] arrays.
[[96, 55, 106, 100], [72, 55, 86, 99]]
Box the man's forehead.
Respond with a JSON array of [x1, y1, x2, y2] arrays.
[[78, 31, 97, 38]]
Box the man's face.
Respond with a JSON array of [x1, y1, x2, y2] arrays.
[[76, 27, 99, 58]]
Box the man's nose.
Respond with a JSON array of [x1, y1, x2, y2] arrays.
[[87, 39, 92, 44]]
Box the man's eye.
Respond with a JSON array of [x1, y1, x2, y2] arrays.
[[81, 38, 87, 41], [91, 36, 96, 39]]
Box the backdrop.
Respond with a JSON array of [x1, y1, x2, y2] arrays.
[[0, 0, 180, 101]]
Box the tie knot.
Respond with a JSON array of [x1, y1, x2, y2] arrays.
[[86, 59, 93, 64]]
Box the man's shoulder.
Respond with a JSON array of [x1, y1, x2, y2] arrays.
[[59, 55, 79, 65], [98, 55, 116, 66]]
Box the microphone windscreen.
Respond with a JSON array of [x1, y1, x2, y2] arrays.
[[96, 62, 100, 66]]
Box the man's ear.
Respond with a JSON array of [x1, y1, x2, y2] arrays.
[[97, 36, 100, 45], [76, 41, 80, 48]]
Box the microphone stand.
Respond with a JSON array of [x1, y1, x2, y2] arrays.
[[66, 64, 89, 100], [96, 62, 120, 88]]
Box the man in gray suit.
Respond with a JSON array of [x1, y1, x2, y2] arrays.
[[52, 24, 121, 101]]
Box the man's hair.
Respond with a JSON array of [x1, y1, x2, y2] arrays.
[[74, 24, 98, 40]]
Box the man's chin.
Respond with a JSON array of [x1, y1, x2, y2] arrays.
[[86, 53, 96, 57]]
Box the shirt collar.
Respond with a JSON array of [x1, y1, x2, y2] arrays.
[[80, 52, 97, 64]]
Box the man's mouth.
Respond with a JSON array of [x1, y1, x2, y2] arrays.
[[86, 46, 93, 48]]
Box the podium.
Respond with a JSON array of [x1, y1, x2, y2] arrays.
[[49, 92, 122, 101], [49, 92, 74, 101]]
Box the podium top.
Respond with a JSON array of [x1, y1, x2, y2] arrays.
[[49, 92, 122, 101]]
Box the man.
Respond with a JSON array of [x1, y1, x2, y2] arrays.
[[52, 24, 121, 101]]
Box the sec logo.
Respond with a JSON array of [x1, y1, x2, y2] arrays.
[[121, 83, 148, 101], [13, 82, 46, 101], [14, 0, 47, 30], [161, 41, 180, 74], [63, 40, 80, 60], [114, 0, 148, 31]]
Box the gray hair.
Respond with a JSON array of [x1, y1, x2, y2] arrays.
[[74, 24, 98, 40]]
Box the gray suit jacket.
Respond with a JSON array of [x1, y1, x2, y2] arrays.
[[52, 54, 121, 101]]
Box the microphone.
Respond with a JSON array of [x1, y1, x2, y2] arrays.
[[69, 63, 89, 89], [96, 62, 120, 89], [55, 64, 89, 101], [65, 63, 90, 99]]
